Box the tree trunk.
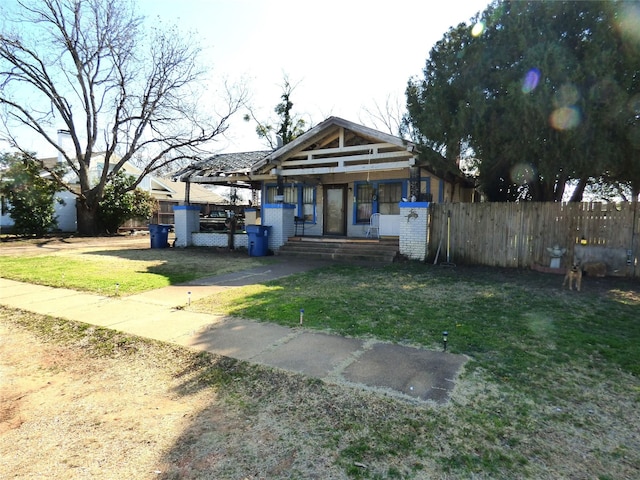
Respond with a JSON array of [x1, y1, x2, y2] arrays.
[[226, 217, 237, 250], [76, 198, 101, 236], [632, 182, 640, 203], [569, 177, 588, 202]]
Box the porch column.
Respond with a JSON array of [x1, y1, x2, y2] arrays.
[[173, 205, 200, 248], [262, 203, 295, 252], [399, 201, 430, 261]]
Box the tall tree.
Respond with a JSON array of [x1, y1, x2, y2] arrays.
[[0, 0, 246, 234], [406, 0, 640, 202]]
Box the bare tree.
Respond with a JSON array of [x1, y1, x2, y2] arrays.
[[360, 93, 407, 137], [0, 0, 246, 234]]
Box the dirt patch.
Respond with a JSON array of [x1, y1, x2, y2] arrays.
[[0, 318, 211, 478], [0, 234, 152, 256]]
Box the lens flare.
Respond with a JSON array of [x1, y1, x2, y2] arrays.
[[471, 22, 485, 37], [510, 163, 536, 185], [550, 106, 581, 130], [522, 68, 541, 93], [554, 83, 580, 108], [617, 3, 640, 45]]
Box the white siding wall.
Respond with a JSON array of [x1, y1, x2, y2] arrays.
[[54, 191, 77, 232]]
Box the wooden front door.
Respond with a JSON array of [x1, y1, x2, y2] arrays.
[[323, 185, 347, 236]]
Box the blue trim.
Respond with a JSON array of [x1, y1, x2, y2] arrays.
[[399, 202, 430, 208], [173, 205, 200, 211], [439, 179, 445, 203], [264, 203, 296, 209]]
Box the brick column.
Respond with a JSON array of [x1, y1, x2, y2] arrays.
[[173, 205, 200, 247], [399, 202, 430, 261], [262, 203, 295, 252]]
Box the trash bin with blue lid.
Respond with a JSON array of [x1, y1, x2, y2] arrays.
[[246, 225, 271, 256], [149, 224, 171, 248]]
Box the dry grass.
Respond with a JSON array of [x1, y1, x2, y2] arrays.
[[2, 306, 639, 479]]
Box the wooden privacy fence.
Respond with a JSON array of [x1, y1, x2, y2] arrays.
[[428, 202, 640, 278]]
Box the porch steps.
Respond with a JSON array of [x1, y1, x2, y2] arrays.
[[277, 237, 399, 264]]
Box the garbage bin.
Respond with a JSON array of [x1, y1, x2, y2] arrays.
[[246, 225, 271, 257], [149, 224, 170, 249]]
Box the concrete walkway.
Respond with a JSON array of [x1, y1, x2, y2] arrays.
[[0, 260, 467, 403]]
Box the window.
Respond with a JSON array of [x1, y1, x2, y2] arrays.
[[301, 186, 314, 221], [266, 184, 316, 222], [355, 183, 374, 223], [378, 182, 402, 215], [283, 186, 297, 204], [354, 181, 405, 223]]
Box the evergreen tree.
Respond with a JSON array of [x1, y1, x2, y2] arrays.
[[0, 152, 63, 236], [98, 171, 157, 234], [406, 0, 640, 201]]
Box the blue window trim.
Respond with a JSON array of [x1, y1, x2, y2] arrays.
[[439, 179, 445, 203], [352, 179, 408, 224], [263, 183, 317, 223]]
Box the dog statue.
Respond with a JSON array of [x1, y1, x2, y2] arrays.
[[562, 262, 582, 291]]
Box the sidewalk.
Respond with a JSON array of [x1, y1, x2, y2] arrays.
[[0, 260, 466, 403]]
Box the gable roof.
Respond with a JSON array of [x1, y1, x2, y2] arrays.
[[251, 116, 416, 173], [251, 116, 419, 179]]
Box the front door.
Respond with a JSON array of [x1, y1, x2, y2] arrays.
[[323, 185, 346, 236]]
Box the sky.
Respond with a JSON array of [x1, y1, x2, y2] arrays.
[[2, 0, 492, 156], [145, 0, 491, 153]]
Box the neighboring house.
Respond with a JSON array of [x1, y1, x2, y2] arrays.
[[174, 116, 476, 238], [1, 151, 226, 233]]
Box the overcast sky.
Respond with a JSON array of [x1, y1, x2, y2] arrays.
[[3, 0, 491, 156]]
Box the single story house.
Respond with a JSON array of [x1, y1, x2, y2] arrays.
[[172, 117, 476, 260]]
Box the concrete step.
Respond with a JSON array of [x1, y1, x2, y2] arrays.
[[277, 238, 399, 264]]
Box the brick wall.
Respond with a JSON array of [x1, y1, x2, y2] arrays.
[[192, 232, 249, 249], [399, 202, 430, 261], [262, 204, 295, 251], [173, 205, 200, 247]]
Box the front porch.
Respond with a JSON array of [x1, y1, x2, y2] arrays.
[[174, 202, 432, 262]]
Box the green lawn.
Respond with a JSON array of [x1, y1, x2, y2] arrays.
[[0, 247, 268, 295]]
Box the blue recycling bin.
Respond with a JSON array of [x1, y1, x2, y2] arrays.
[[246, 225, 271, 257], [149, 224, 170, 249]]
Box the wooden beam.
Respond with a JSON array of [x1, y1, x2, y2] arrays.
[[289, 142, 399, 159], [281, 160, 412, 176], [282, 150, 412, 168], [186, 174, 275, 184]]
